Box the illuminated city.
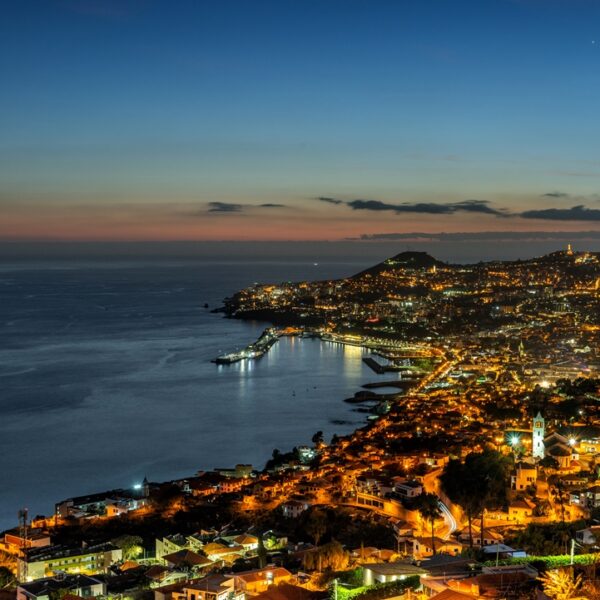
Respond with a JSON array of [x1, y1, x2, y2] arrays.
[[4, 1, 600, 600]]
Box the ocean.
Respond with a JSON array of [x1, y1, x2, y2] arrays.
[[0, 258, 380, 531]]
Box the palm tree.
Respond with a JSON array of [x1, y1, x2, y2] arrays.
[[416, 492, 442, 555], [539, 568, 586, 600]]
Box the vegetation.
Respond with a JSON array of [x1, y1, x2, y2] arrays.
[[483, 554, 599, 569], [331, 576, 420, 600], [0, 566, 16, 589], [441, 449, 511, 547], [539, 568, 586, 600], [509, 522, 585, 556], [303, 540, 350, 571], [415, 492, 442, 555], [306, 509, 328, 546], [112, 534, 144, 560]]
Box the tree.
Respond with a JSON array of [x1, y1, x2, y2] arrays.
[[48, 588, 73, 600], [441, 450, 510, 548], [540, 456, 560, 470], [441, 459, 483, 548], [257, 534, 267, 569], [306, 509, 328, 546], [539, 568, 586, 600], [0, 567, 15, 589], [302, 540, 349, 572], [112, 534, 144, 561], [416, 492, 442, 555], [442, 450, 511, 548], [312, 431, 324, 446], [468, 450, 511, 547]]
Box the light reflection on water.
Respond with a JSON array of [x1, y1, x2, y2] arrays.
[[0, 261, 388, 529]]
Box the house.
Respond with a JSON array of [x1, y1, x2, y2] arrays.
[[394, 480, 423, 499], [17, 574, 105, 600], [456, 527, 504, 548], [511, 463, 537, 491], [579, 485, 600, 509], [1, 530, 51, 557], [508, 499, 536, 523], [145, 565, 188, 589], [167, 575, 245, 600], [412, 537, 463, 559], [423, 565, 537, 599], [232, 535, 259, 553], [428, 590, 480, 600], [481, 544, 525, 559], [233, 567, 293, 594], [202, 543, 244, 563], [162, 550, 213, 572], [575, 525, 600, 546], [281, 500, 310, 519], [18, 543, 122, 582], [251, 582, 325, 600], [362, 562, 426, 585], [55, 490, 144, 520], [156, 535, 189, 561], [216, 465, 254, 479]]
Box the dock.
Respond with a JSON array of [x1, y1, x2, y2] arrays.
[[213, 328, 279, 365]]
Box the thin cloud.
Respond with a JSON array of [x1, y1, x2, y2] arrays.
[[355, 231, 600, 242], [206, 201, 287, 213], [317, 196, 344, 205], [520, 205, 600, 221], [541, 192, 570, 198], [346, 198, 508, 216], [207, 202, 243, 213]]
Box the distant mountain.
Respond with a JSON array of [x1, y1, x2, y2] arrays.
[[352, 251, 450, 278]]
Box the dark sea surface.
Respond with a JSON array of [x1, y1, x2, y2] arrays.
[[0, 259, 384, 530]]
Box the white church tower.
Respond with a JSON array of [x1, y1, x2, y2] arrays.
[[532, 412, 545, 459]]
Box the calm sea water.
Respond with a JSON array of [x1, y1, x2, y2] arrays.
[[0, 259, 383, 530]]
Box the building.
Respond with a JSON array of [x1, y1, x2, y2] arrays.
[[532, 413, 545, 459], [163, 550, 213, 572], [17, 574, 105, 600], [362, 563, 426, 585], [281, 500, 310, 519], [511, 463, 537, 491], [1, 529, 51, 557], [234, 567, 293, 594], [18, 543, 122, 582], [508, 499, 536, 523], [394, 480, 423, 499], [55, 490, 145, 520], [164, 575, 245, 600]]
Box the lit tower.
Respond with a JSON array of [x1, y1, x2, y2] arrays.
[[567, 243, 574, 256], [532, 412, 545, 459]]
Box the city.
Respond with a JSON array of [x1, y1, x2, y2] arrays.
[[4, 1, 600, 600], [3, 246, 600, 600]]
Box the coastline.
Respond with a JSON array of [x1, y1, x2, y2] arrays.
[[0, 333, 381, 532]]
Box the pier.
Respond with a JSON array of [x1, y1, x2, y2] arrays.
[[213, 328, 280, 365]]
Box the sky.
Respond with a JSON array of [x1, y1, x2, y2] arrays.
[[2, 0, 600, 242]]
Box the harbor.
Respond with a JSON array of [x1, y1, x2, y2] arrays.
[[213, 328, 280, 364]]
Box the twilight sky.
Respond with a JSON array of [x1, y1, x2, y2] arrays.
[[2, 0, 600, 241]]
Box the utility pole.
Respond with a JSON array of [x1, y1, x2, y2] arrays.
[[18, 508, 28, 582]]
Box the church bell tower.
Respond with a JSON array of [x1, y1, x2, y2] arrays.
[[532, 412, 545, 459]]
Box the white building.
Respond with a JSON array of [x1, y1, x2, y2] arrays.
[[532, 413, 545, 459]]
